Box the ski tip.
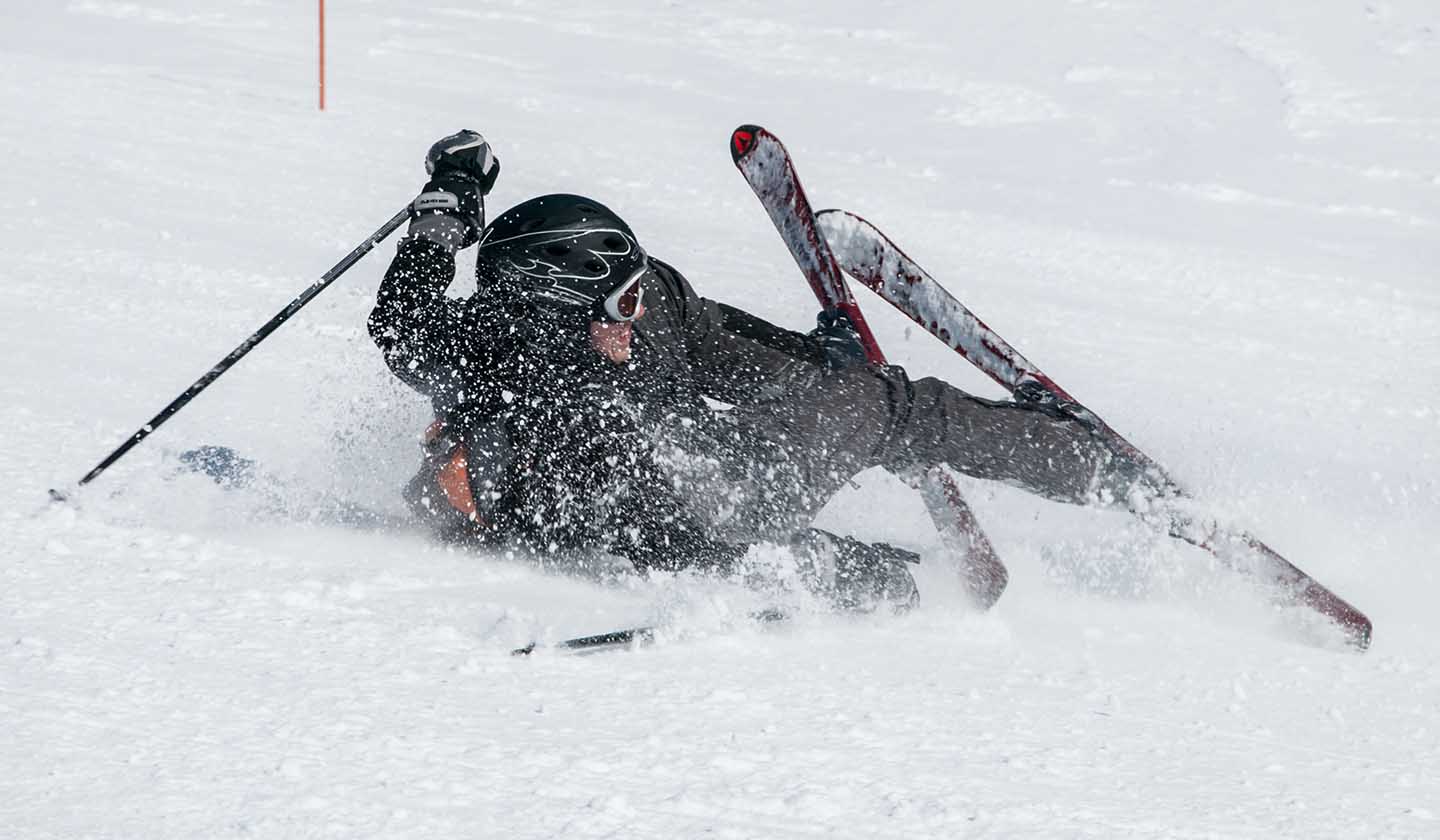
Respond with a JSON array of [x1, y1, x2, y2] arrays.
[[730, 124, 764, 162]]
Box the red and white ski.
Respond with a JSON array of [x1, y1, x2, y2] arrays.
[[731, 125, 1009, 610], [817, 208, 1372, 650], [729, 126, 885, 366]]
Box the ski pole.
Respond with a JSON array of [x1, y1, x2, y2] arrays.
[[511, 625, 656, 656], [53, 206, 411, 500], [511, 608, 788, 656]]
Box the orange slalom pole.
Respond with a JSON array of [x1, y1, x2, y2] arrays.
[[318, 0, 326, 110]]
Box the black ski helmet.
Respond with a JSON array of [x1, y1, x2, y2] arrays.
[[476, 194, 648, 318]]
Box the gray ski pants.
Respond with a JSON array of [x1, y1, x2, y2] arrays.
[[665, 364, 1119, 543]]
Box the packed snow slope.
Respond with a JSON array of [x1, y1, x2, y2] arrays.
[[3, 1, 1438, 837]]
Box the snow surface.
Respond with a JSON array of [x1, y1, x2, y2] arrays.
[[3, 1, 1439, 836]]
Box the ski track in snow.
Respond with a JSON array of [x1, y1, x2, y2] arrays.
[[3, 1, 1439, 837]]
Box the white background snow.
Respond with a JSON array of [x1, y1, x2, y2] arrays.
[[3, 1, 1438, 836]]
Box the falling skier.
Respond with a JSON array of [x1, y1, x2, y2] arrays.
[[369, 130, 1158, 611]]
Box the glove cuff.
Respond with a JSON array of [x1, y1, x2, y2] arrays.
[[413, 189, 461, 214], [407, 214, 469, 255]]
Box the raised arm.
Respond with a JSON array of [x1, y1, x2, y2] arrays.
[[367, 130, 500, 401], [368, 237, 471, 398]]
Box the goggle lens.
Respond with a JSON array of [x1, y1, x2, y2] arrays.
[[602, 268, 646, 322]]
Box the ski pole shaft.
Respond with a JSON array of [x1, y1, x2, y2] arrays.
[[511, 609, 788, 656], [69, 206, 411, 490], [511, 625, 656, 656]]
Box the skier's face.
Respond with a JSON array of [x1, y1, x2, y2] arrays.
[[583, 265, 647, 363], [587, 308, 643, 364]]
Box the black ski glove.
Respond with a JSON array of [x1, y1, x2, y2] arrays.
[[408, 129, 500, 253], [810, 309, 868, 370], [1013, 379, 1096, 430]]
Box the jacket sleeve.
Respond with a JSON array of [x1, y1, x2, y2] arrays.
[[367, 236, 472, 401], [647, 260, 826, 406], [716, 303, 828, 367]]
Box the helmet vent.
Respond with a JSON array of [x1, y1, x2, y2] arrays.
[[584, 260, 604, 272], [519, 217, 547, 233], [603, 235, 624, 250], [576, 203, 600, 214], [544, 244, 571, 256]]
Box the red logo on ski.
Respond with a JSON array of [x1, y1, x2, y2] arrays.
[[730, 127, 757, 160]]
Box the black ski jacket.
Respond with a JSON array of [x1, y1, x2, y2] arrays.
[[370, 237, 1123, 571], [369, 236, 832, 566]]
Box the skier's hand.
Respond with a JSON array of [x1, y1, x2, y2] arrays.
[[1013, 378, 1097, 430], [408, 130, 500, 252], [424, 129, 500, 193], [810, 310, 868, 370]]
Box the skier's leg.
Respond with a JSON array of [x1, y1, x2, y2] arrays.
[[677, 364, 915, 545], [724, 364, 1142, 528], [887, 374, 1118, 504]]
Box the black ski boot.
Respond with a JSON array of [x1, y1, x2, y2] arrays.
[[797, 529, 920, 613]]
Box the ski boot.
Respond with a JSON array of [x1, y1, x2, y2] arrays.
[[796, 529, 920, 613]]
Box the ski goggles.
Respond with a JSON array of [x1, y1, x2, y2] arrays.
[[596, 266, 646, 323]]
